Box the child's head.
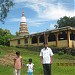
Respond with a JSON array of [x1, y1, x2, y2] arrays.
[[28, 58, 32, 64], [16, 51, 20, 56]]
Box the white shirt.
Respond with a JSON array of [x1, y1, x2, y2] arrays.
[[40, 47, 53, 64], [27, 63, 34, 72]]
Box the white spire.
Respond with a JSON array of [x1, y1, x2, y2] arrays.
[[20, 9, 26, 23], [22, 9, 24, 16]]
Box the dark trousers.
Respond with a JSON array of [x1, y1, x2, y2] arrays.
[[43, 64, 51, 75]]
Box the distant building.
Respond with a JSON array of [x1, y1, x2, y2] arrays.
[[10, 11, 75, 48]]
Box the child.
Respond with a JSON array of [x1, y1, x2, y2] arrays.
[[27, 58, 34, 75], [14, 51, 22, 75]]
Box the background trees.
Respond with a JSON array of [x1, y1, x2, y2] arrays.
[[16, 31, 20, 36], [0, 0, 14, 45], [57, 16, 75, 28], [0, 28, 14, 46], [0, 0, 14, 23]]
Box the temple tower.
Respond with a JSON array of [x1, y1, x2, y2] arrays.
[[19, 10, 29, 36]]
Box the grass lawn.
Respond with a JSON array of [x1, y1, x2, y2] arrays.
[[0, 46, 75, 75]]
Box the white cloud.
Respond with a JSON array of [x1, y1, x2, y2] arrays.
[[30, 31, 37, 34], [13, 0, 74, 28], [49, 23, 56, 30], [14, 0, 27, 3], [15, 0, 74, 20], [39, 3, 74, 20], [28, 22, 42, 27], [10, 18, 20, 22], [9, 18, 46, 27], [27, 19, 45, 27]]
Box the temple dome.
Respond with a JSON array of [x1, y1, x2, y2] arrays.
[[20, 16, 26, 23], [20, 10, 26, 23]]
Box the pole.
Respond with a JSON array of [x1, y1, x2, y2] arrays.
[[44, 32, 46, 44]]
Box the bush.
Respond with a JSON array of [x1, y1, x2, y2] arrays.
[[71, 50, 75, 56], [0, 50, 2, 54], [58, 51, 64, 55]]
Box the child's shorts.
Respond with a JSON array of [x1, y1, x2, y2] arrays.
[[28, 72, 33, 75]]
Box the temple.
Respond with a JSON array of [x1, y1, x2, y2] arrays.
[[10, 11, 75, 48], [19, 10, 29, 36]]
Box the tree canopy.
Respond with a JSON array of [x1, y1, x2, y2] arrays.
[[0, 0, 14, 23], [57, 16, 75, 28], [0, 28, 15, 46], [16, 31, 20, 36]]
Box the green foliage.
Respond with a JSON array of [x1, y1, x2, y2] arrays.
[[57, 16, 75, 28], [54, 54, 75, 60], [0, 0, 14, 23], [58, 51, 64, 55], [0, 28, 14, 46], [16, 31, 20, 36], [0, 50, 2, 54]]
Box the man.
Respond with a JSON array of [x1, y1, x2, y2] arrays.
[[40, 42, 54, 75]]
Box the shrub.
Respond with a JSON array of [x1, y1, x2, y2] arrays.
[[58, 51, 64, 55], [71, 50, 75, 56], [0, 50, 2, 54]]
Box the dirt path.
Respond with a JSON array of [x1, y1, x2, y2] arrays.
[[0, 53, 15, 66]]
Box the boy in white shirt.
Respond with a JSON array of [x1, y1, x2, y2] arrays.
[[27, 58, 34, 75]]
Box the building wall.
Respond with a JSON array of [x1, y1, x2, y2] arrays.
[[70, 40, 75, 48], [58, 40, 67, 47], [20, 38, 24, 45], [10, 40, 18, 46], [73, 41, 75, 48], [10, 38, 27, 46], [10, 39, 75, 48], [31, 40, 74, 48], [48, 41, 56, 46], [69, 40, 72, 48], [32, 43, 43, 46]]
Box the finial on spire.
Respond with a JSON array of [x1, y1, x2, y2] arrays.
[[22, 8, 24, 16]]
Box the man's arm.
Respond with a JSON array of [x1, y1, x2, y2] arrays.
[[50, 56, 52, 64], [50, 48, 54, 64]]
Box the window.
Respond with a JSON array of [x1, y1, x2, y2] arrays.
[[58, 31, 67, 40], [24, 38, 28, 44], [32, 36, 37, 44], [48, 33, 56, 41], [18, 39, 20, 44], [39, 35, 44, 43], [70, 32, 75, 40]]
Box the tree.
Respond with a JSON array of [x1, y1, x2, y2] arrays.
[[57, 16, 75, 28], [0, 0, 14, 23], [16, 31, 20, 36], [54, 25, 58, 29], [0, 28, 14, 46]]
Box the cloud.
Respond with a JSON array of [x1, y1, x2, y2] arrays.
[[14, 0, 74, 20], [39, 3, 74, 20], [10, 18, 20, 22], [30, 31, 37, 34], [49, 23, 56, 30], [12, 0, 74, 28], [14, 0, 27, 3], [9, 17, 47, 27], [27, 19, 46, 27]]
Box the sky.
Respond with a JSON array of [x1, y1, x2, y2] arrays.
[[0, 0, 75, 35]]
